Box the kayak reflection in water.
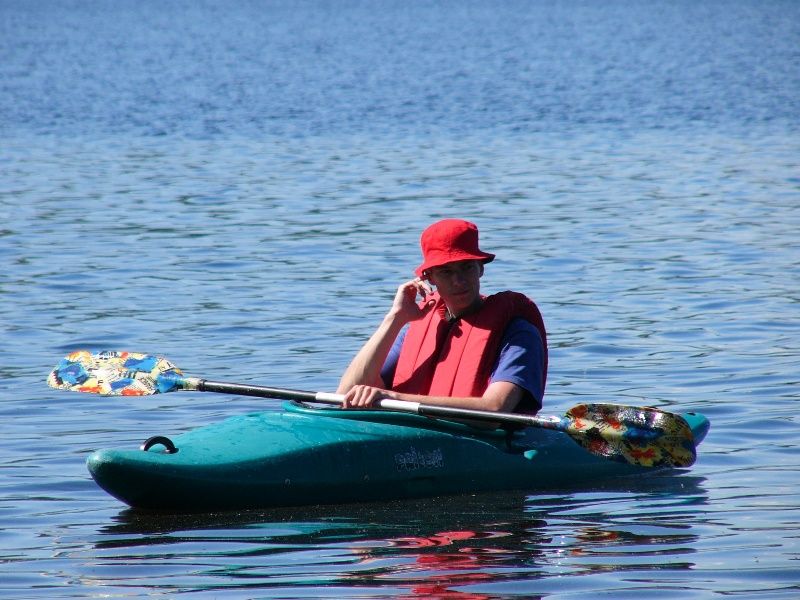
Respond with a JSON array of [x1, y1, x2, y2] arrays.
[[337, 218, 548, 422]]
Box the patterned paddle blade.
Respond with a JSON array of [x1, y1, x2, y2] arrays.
[[47, 350, 185, 396], [565, 403, 697, 468]]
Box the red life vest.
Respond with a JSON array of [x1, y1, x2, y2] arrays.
[[391, 290, 547, 398]]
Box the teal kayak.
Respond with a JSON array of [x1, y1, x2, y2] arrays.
[[87, 402, 710, 510]]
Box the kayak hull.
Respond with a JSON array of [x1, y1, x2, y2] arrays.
[[87, 402, 710, 510]]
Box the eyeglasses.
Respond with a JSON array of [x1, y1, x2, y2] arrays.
[[427, 261, 482, 280]]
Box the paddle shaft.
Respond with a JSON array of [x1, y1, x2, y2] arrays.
[[187, 378, 561, 430], [47, 351, 698, 467]]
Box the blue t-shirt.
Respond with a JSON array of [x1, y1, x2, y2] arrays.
[[380, 317, 545, 412]]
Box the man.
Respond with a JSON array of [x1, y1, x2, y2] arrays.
[[337, 218, 547, 417]]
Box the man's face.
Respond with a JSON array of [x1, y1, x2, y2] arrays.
[[427, 260, 484, 314]]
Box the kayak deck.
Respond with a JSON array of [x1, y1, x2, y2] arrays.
[[87, 402, 710, 510]]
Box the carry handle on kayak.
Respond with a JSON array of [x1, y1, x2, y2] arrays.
[[47, 350, 697, 468]]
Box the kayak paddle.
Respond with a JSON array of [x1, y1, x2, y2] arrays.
[[48, 350, 697, 468]]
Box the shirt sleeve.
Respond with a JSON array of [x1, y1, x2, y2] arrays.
[[489, 318, 545, 412], [380, 327, 407, 388]]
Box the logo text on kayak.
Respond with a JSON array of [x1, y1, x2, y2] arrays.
[[394, 447, 444, 472]]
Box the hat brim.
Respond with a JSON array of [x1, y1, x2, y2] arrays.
[[415, 251, 495, 277]]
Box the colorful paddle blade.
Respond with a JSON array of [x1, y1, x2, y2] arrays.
[[47, 350, 185, 396], [564, 403, 697, 468]]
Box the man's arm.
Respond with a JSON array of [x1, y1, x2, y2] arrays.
[[336, 312, 407, 392], [341, 380, 525, 412], [337, 278, 434, 394]]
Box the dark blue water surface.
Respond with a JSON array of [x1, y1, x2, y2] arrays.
[[2, 0, 798, 139], [1, 0, 799, 598]]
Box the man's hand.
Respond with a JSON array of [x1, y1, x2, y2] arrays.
[[389, 278, 436, 324], [341, 384, 391, 408]]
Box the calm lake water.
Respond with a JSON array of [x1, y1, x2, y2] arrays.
[[1, 0, 799, 597]]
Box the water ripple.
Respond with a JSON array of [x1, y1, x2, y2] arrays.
[[1, 1, 799, 597]]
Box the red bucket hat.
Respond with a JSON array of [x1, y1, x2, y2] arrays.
[[415, 219, 495, 277]]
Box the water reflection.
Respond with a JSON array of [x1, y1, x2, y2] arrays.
[[92, 477, 708, 596]]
